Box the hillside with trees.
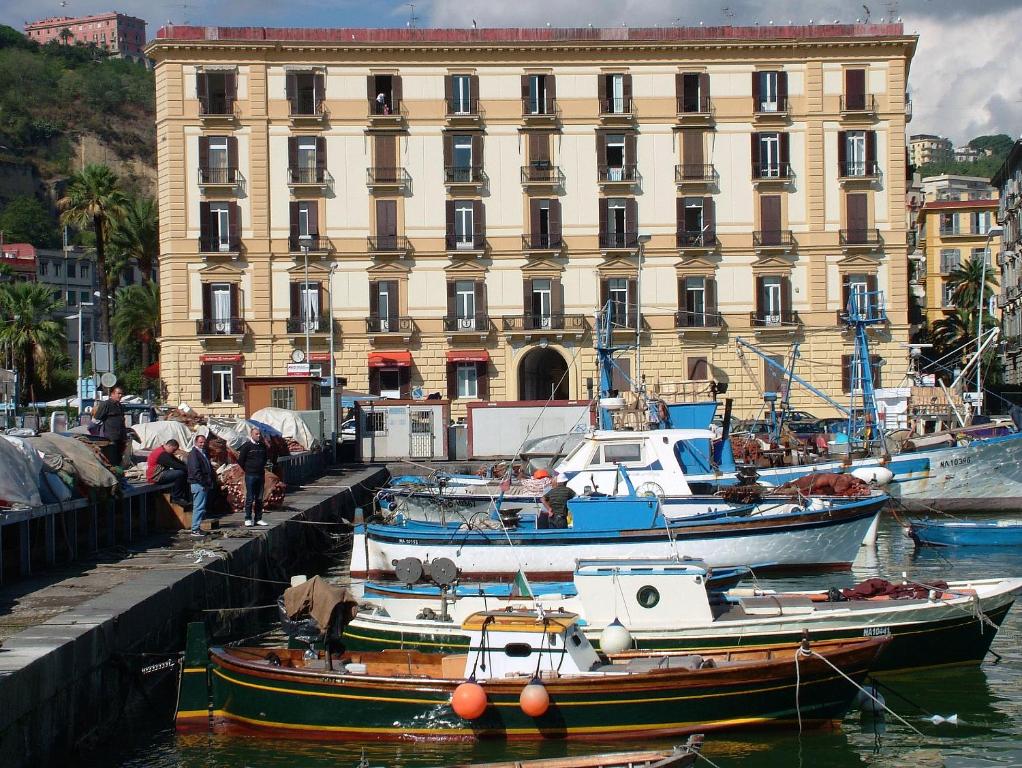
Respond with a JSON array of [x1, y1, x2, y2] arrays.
[[915, 133, 1014, 180]]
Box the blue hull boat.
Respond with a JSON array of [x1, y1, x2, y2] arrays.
[[908, 518, 1022, 547]]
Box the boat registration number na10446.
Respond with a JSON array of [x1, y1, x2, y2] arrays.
[[863, 626, 892, 637]]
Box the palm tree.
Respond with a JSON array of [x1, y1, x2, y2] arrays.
[[945, 257, 997, 319], [112, 282, 160, 368], [58, 165, 128, 344], [59, 27, 73, 45], [109, 196, 160, 283], [0, 282, 66, 405]]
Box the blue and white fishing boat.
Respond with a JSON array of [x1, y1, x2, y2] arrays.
[[908, 518, 1022, 547]]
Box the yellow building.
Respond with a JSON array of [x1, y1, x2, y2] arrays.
[[146, 24, 915, 420], [909, 133, 953, 168], [917, 197, 1000, 326]]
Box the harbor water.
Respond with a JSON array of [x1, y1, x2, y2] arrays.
[[79, 512, 1022, 768]]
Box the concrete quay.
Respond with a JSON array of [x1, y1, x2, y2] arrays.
[[0, 463, 389, 768]]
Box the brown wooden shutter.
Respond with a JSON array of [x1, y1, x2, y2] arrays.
[[529, 198, 541, 240], [230, 368, 242, 404], [369, 281, 379, 318], [845, 68, 865, 109], [549, 199, 562, 241], [547, 74, 556, 104], [598, 198, 608, 237], [682, 129, 703, 167], [627, 278, 638, 327], [871, 356, 882, 388], [199, 202, 211, 242], [198, 136, 209, 168], [866, 131, 877, 169], [780, 275, 792, 319], [599, 278, 609, 310], [676, 197, 685, 241], [308, 201, 319, 235], [751, 71, 761, 108], [289, 201, 300, 241], [316, 137, 327, 175], [751, 132, 760, 173], [444, 74, 452, 108], [847, 193, 868, 234], [230, 283, 240, 319], [228, 202, 240, 243], [366, 74, 375, 109], [442, 133, 452, 169], [196, 72, 208, 104], [523, 278, 533, 328], [445, 200, 455, 243], [867, 274, 878, 295], [779, 133, 790, 166], [596, 130, 607, 167], [521, 74, 529, 102], [761, 195, 781, 234], [755, 276, 765, 318], [201, 282, 212, 319], [376, 134, 395, 169], [474, 200, 485, 242], [597, 73, 607, 104], [225, 72, 237, 101], [314, 73, 325, 104], [837, 130, 847, 173], [391, 76, 402, 108], [551, 276, 563, 315], [398, 367, 410, 399], [287, 137, 298, 171], [290, 282, 301, 316], [841, 278, 851, 315], [529, 131, 549, 163], [678, 277, 686, 313], [777, 71, 788, 108], [625, 132, 637, 166], [471, 133, 482, 168], [469, 75, 479, 105], [447, 365, 457, 399], [706, 277, 718, 318], [200, 364, 213, 403], [376, 199, 397, 238], [622, 73, 632, 104], [385, 281, 399, 321], [368, 367, 380, 396], [285, 72, 296, 103], [625, 198, 638, 235], [477, 363, 489, 400], [698, 72, 710, 106], [446, 280, 455, 317], [842, 354, 852, 392], [675, 72, 683, 108], [475, 280, 486, 315], [703, 197, 715, 238], [227, 136, 238, 176]]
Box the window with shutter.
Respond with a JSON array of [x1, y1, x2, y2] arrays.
[[687, 357, 709, 381]]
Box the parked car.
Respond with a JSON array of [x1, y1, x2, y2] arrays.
[[340, 418, 356, 442]]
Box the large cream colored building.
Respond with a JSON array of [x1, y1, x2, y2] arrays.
[[147, 24, 915, 420]]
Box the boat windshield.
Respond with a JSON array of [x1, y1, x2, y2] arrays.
[[673, 438, 714, 474]]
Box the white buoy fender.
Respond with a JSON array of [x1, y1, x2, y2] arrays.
[[599, 619, 633, 654], [850, 467, 894, 487]]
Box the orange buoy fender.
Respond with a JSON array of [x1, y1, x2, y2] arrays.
[[451, 680, 488, 720], [519, 678, 550, 717]]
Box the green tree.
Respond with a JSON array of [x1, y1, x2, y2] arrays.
[[108, 196, 159, 282], [945, 256, 997, 317], [0, 195, 61, 247], [111, 281, 159, 368], [58, 164, 127, 344], [0, 281, 66, 405]]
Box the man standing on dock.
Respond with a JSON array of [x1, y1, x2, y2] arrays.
[[187, 433, 215, 537], [540, 472, 576, 529], [92, 385, 128, 468], [238, 427, 269, 527]]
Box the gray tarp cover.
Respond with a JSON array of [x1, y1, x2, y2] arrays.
[[0, 437, 43, 508], [28, 434, 118, 490], [281, 576, 358, 633]]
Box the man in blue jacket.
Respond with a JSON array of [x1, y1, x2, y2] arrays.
[[186, 433, 215, 537], [237, 427, 269, 527]]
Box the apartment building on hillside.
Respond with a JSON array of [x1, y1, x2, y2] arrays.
[[993, 140, 1022, 384], [910, 133, 953, 168], [146, 23, 916, 418], [24, 12, 147, 63]]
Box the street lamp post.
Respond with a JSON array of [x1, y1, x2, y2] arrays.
[[634, 233, 652, 387], [975, 226, 1003, 415], [69, 302, 94, 407], [300, 235, 312, 360]]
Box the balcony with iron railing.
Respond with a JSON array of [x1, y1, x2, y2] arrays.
[[289, 96, 328, 125], [197, 166, 240, 191], [444, 165, 488, 188], [752, 230, 796, 251], [752, 162, 793, 182], [839, 94, 877, 117], [368, 98, 406, 127], [676, 230, 719, 250], [286, 315, 332, 334], [198, 235, 241, 257], [198, 96, 238, 123], [839, 229, 884, 250], [597, 164, 640, 188], [445, 99, 483, 124], [753, 97, 790, 120], [367, 235, 412, 256], [196, 317, 246, 336], [599, 231, 639, 251], [838, 160, 881, 181], [365, 316, 415, 336], [676, 95, 714, 122], [288, 235, 332, 255], [443, 314, 491, 334], [287, 166, 330, 190], [674, 164, 718, 186], [521, 163, 565, 189], [522, 233, 564, 253], [445, 232, 487, 255], [598, 97, 634, 121], [749, 310, 800, 330], [675, 309, 725, 330], [501, 313, 587, 335], [521, 97, 559, 123], [366, 167, 411, 193]]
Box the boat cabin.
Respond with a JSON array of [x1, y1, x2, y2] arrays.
[[461, 610, 600, 680]]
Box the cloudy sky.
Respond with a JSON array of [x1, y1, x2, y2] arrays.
[[3, 0, 1019, 144]]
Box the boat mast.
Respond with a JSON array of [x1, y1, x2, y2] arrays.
[[844, 288, 886, 454]]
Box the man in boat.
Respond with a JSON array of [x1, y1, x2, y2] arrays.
[[540, 472, 576, 529]]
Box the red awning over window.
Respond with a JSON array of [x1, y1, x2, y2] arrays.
[[368, 351, 413, 368], [446, 350, 490, 363]]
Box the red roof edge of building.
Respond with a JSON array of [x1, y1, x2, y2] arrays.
[[0, 243, 37, 260], [153, 22, 906, 44], [921, 199, 999, 210]]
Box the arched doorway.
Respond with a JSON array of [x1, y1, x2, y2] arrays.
[[518, 346, 569, 401]]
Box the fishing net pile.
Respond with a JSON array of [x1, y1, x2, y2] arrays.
[[773, 472, 872, 498], [217, 465, 287, 513]]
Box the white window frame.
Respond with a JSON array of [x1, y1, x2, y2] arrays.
[[608, 198, 627, 234], [763, 276, 782, 324], [299, 281, 319, 328], [609, 74, 625, 113], [532, 278, 552, 328], [685, 277, 706, 321], [212, 365, 233, 403], [845, 131, 866, 176], [684, 198, 705, 236], [297, 202, 312, 237], [296, 136, 317, 171], [455, 280, 476, 328], [608, 277, 629, 326], [210, 283, 231, 330], [759, 133, 780, 177], [210, 203, 231, 251], [454, 201, 475, 248], [942, 281, 956, 308], [528, 74, 547, 114], [377, 282, 392, 332], [848, 274, 869, 315], [606, 134, 626, 179], [379, 367, 401, 399], [940, 248, 961, 274], [452, 74, 471, 114], [759, 71, 779, 112], [208, 137, 229, 171], [456, 363, 478, 399]]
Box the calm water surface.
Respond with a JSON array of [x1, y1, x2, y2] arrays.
[[82, 513, 1022, 768]]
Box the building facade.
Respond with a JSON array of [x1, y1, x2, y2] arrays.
[[24, 13, 147, 63], [920, 174, 995, 202], [909, 134, 953, 167], [915, 198, 1000, 327], [35, 248, 100, 367], [147, 24, 915, 418], [0, 243, 38, 283], [994, 140, 1022, 384]]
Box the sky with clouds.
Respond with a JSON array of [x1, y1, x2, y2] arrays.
[[3, 0, 1019, 145]]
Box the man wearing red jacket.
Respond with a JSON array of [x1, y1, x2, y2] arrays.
[[147, 439, 191, 508]]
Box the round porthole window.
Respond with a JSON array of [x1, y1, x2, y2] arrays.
[[636, 585, 660, 609]]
